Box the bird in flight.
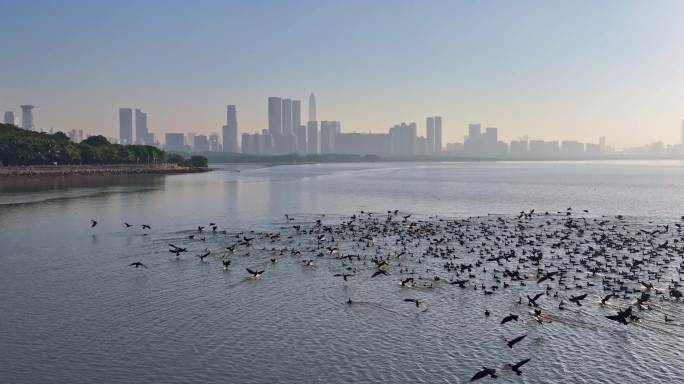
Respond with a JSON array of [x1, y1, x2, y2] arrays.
[[197, 251, 211, 261], [505, 334, 527, 349], [569, 293, 587, 306], [527, 292, 544, 307], [537, 271, 558, 284], [334, 273, 353, 281], [509, 358, 531, 375], [246, 268, 264, 278], [90, 219, 98, 227], [500, 313, 519, 325], [371, 270, 389, 278], [129, 262, 147, 269], [469, 367, 497, 382], [141, 224, 151, 230], [124, 222, 132, 228]]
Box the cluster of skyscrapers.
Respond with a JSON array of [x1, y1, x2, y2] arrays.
[[110, 99, 684, 159], [119, 108, 154, 145], [3, 99, 682, 158], [244, 94, 329, 155], [3, 105, 35, 130], [237, 96, 444, 157], [447, 123, 608, 158]]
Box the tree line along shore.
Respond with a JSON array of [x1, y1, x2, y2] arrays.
[[0, 123, 208, 177]]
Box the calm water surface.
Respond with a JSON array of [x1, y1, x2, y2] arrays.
[[1, 161, 683, 383]]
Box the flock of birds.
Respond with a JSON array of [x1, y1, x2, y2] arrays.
[[92, 208, 684, 382]]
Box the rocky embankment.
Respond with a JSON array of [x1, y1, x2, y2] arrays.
[[0, 164, 207, 177]]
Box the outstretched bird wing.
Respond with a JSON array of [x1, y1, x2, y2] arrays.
[[512, 358, 531, 370], [371, 270, 388, 278]]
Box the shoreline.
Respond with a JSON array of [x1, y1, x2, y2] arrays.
[[0, 164, 209, 177]]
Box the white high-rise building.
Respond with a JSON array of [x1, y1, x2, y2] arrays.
[[426, 117, 435, 154], [268, 97, 282, 135], [308, 93, 316, 122], [119, 108, 133, 144], [20, 105, 34, 130], [282, 98, 293, 135], [434, 116, 442, 153], [292, 100, 301, 130], [135, 109, 149, 145], [223, 105, 238, 152], [307, 121, 318, 154]]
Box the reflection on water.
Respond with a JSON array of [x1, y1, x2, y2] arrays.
[[0, 161, 683, 383]]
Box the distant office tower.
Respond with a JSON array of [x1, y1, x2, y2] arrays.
[[281, 98, 293, 135], [307, 121, 318, 154], [165, 133, 185, 152], [3, 111, 15, 125], [241, 133, 250, 154], [223, 105, 238, 152], [308, 93, 316, 122], [320, 121, 341, 154], [268, 97, 282, 135], [186, 132, 196, 151], [426, 117, 435, 154], [434, 116, 442, 153], [209, 132, 221, 152], [242, 132, 265, 155], [599, 136, 606, 153], [465, 123, 482, 155], [20, 105, 34, 130], [292, 100, 301, 129], [296, 125, 306, 154], [416, 136, 428, 155], [135, 109, 149, 144], [119, 108, 133, 144], [389, 122, 417, 156], [483, 127, 498, 155], [194, 135, 210, 152], [468, 123, 481, 140], [261, 129, 274, 154]]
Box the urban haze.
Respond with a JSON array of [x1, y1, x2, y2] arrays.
[[1, 1, 684, 384]]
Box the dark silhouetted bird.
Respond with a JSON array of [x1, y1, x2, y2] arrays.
[[569, 293, 587, 306], [470, 367, 497, 382], [510, 358, 531, 375], [501, 313, 519, 325], [506, 334, 527, 348], [246, 268, 264, 278]]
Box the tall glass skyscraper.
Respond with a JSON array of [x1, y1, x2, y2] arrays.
[[119, 108, 133, 144]]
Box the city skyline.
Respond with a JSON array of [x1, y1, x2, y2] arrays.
[[2, 1, 684, 148], [156, 96, 684, 158], [5, 95, 684, 157]]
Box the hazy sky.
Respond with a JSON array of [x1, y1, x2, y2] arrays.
[[2, 0, 684, 148]]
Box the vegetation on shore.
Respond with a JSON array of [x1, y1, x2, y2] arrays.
[[0, 123, 207, 168]]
